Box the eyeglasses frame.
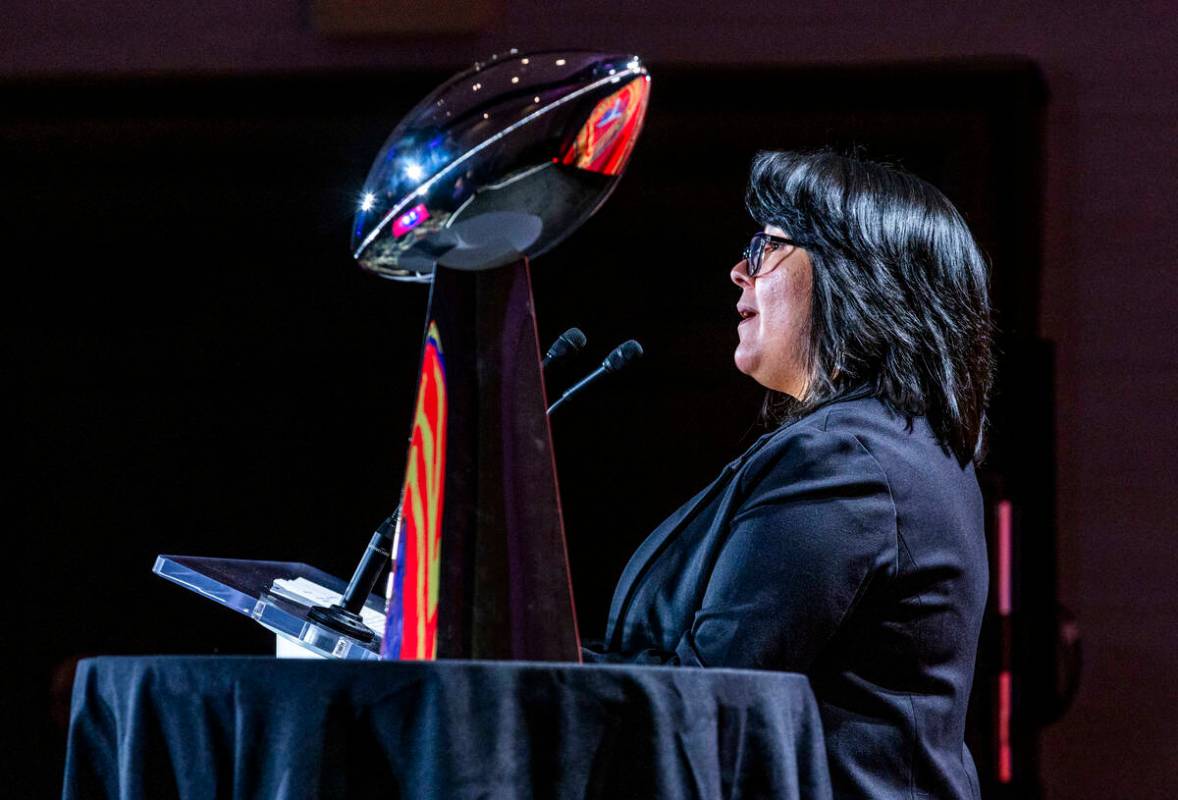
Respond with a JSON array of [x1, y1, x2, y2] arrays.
[[742, 232, 809, 278]]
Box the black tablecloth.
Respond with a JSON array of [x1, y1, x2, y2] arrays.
[[64, 656, 832, 799]]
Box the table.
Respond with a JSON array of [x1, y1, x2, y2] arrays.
[[64, 656, 832, 799]]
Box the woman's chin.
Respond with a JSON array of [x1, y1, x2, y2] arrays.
[[733, 348, 756, 378]]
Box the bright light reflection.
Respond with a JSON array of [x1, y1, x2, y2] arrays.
[[404, 162, 425, 182], [360, 193, 376, 212], [511, 76, 520, 84], [555, 59, 566, 66]]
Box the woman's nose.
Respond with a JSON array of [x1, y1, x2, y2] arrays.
[[730, 259, 753, 288]]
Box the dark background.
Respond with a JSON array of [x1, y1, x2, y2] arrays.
[[4, 3, 1177, 798], [0, 61, 1050, 798]]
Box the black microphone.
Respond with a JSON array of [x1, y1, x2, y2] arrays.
[[306, 510, 400, 643], [542, 327, 587, 369], [548, 339, 643, 415]]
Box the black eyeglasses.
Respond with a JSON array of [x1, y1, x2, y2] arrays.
[[742, 232, 807, 278]]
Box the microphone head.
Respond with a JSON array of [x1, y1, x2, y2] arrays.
[[546, 327, 588, 362], [602, 339, 644, 373], [561, 327, 588, 351]]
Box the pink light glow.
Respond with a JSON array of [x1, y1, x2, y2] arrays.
[[999, 670, 1013, 783], [392, 203, 430, 238], [997, 500, 1013, 616]]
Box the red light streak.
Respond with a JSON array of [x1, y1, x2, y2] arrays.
[[996, 499, 1014, 783], [998, 670, 1013, 783], [998, 500, 1013, 615]]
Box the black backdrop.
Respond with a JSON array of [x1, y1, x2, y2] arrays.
[[2, 61, 1048, 796]]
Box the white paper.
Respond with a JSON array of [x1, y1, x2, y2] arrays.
[[270, 576, 385, 633]]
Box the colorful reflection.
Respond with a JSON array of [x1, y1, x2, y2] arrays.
[[392, 203, 431, 238], [383, 322, 447, 660], [560, 76, 650, 176]]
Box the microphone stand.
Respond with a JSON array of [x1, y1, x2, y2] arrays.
[[306, 510, 399, 643], [548, 339, 643, 416], [547, 367, 607, 415]]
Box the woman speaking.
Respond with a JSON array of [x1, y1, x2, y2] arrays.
[[585, 150, 994, 800]]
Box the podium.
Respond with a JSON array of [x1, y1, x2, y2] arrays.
[[63, 657, 833, 799]]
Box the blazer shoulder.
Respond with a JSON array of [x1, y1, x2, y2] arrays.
[[739, 406, 895, 497], [818, 397, 978, 513], [752, 395, 900, 458], [816, 395, 906, 433]]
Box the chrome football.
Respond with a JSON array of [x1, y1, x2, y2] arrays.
[[351, 50, 650, 280]]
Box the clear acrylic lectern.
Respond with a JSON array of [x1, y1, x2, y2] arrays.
[[153, 555, 385, 660]]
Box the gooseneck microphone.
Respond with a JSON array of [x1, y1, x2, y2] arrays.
[[542, 327, 587, 368], [306, 510, 400, 643], [547, 339, 644, 415]]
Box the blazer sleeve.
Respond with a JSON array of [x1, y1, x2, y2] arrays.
[[671, 425, 897, 671]]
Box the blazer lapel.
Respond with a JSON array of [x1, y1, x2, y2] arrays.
[[604, 432, 778, 648], [601, 389, 877, 651]]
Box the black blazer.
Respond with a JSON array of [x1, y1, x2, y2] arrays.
[[585, 393, 987, 800]]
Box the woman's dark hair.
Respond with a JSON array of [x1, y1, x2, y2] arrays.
[[745, 149, 994, 465]]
